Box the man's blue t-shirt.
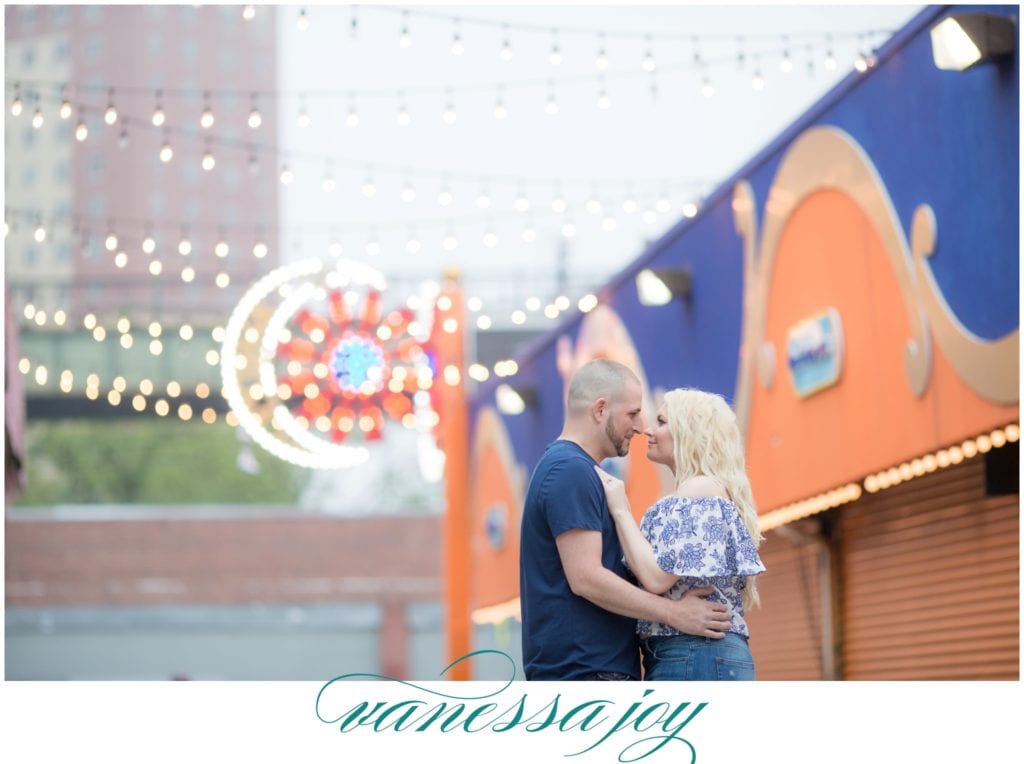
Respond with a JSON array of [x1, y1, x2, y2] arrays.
[[519, 440, 640, 680]]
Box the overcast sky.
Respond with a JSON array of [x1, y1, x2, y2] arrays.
[[275, 3, 923, 328]]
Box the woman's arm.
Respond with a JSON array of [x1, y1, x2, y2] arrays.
[[594, 466, 678, 594]]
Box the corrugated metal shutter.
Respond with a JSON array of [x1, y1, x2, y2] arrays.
[[746, 520, 828, 680], [840, 458, 1019, 679]]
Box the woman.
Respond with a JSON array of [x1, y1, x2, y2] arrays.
[[595, 388, 765, 681]]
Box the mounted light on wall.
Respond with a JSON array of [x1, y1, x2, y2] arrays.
[[635, 267, 692, 306], [930, 13, 1016, 71], [495, 383, 536, 415]]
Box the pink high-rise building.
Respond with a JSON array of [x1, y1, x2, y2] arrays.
[[5, 4, 280, 325]]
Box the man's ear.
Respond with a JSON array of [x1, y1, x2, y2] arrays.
[[591, 397, 607, 423]]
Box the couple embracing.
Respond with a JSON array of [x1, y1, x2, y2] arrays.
[[519, 359, 765, 681]]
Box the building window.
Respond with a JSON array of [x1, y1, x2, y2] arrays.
[[219, 46, 238, 72], [57, 242, 72, 263], [86, 196, 106, 220], [85, 36, 102, 63], [23, 247, 37, 267], [180, 38, 198, 65], [21, 46, 36, 69], [183, 199, 199, 224], [19, 6, 37, 28], [54, 161, 70, 183], [53, 40, 70, 63], [87, 154, 104, 183], [149, 190, 165, 217], [83, 6, 103, 23], [21, 166, 37, 189], [22, 126, 36, 147], [147, 32, 163, 56], [51, 6, 71, 25], [222, 164, 240, 192]]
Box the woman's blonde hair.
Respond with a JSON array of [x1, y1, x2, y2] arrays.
[[662, 388, 764, 610]]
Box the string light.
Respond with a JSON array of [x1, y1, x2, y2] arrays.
[[399, 10, 412, 48], [780, 37, 794, 73], [159, 133, 173, 162], [400, 181, 416, 202], [641, 36, 657, 72], [442, 92, 457, 125], [596, 81, 611, 110], [701, 76, 715, 98], [59, 93, 72, 120], [31, 105, 44, 129], [450, 19, 464, 56], [280, 165, 294, 185], [11, 85, 23, 116], [595, 33, 609, 70], [824, 36, 838, 70], [75, 110, 88, 141], [499, 25, 513, 61], [545, 84, 559, 116], [345, 99, 359, 127], [242, 4, 255, 21], [396, 98, 411, 126], [104, 90, 118, 125], [201, 146, 216, 171], [493, 90, 508, 120], [296, 7, 309, 32], [248, 94, 262, 129], [548, 29, 562, 65], [200, 93, 215, 128]]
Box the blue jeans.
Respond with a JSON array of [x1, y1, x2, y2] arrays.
[[640, 632, 756, 681]]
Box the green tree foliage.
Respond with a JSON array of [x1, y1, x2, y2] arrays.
[[14, 419, 302, 505]]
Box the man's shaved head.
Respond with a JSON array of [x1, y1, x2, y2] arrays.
[[566, 359, 639, 415]]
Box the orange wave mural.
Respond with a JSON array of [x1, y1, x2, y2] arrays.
[[733, 127, 1018, 514]]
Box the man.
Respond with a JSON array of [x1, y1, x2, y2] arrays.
[[519, 358, 731, 680]]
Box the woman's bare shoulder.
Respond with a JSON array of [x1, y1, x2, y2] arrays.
[[673, 475, 730, 500]]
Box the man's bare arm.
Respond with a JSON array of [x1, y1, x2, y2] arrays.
[[555, 528, 730, 639]]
